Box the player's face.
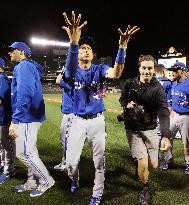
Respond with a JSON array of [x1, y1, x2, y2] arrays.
[[139, 60, 155, 83], [78, 44, 93, 62], [172, 69, 182, 81], [9, 49, 23, 62]]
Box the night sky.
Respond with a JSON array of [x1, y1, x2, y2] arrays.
[[1, 0, 189, 77]]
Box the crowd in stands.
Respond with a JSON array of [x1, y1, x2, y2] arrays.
[[42, 83, 62, 94]]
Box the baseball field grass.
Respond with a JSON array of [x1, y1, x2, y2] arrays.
[[0, 93, 189, 205]]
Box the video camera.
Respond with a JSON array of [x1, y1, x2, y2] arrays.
[[117, 104, 146, 124]]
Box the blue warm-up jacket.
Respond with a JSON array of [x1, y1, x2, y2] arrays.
[[0, 72, 12, 125], [11, 59, 46, 123]]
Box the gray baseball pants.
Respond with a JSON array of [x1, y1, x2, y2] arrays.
[[164, 112, 189, 162], [0, 125, 15, 174], [59, 113, 73, 165], [15, 122, 54, 185], [66, 114, 106, 198]]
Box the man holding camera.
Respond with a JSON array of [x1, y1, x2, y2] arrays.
[[119, 55, 171, 205]]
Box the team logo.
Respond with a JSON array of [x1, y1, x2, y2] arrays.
[[93, 90, 102, 100]]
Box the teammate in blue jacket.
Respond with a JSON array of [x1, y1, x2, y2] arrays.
[[62, 11, 140, 205], [54, 72, 74, 171], [0, 57, 16, 184], [160, 61, 189, 174], [154, 64, 172, 161], [155, 64, 172, 106], [8, 42, 54, 197]]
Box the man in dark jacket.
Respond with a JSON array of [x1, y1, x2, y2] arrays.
[[120, 55, 171, 205]]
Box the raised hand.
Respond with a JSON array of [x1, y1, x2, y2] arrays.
[[62, 11, 87, 44], [118, 25, 140, 49], [56, 73, 62, 84]]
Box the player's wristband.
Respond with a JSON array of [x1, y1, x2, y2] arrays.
[[119, 44, 127, 50], [116, 48, 126, 64]]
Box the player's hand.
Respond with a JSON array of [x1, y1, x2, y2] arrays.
[[9, 123, 17, 139], [56, 73, 62, 84], [62, 11, 87, 44], [118, 25, 140, 49], [160, 137, 172, 151]]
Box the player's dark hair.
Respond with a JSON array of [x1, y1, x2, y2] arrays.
[[154, 64, 165, 74]]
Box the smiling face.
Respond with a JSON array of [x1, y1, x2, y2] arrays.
[[139, 60, 155, 83], [172, 69, 185, 82], [172, 69, 181, 79]]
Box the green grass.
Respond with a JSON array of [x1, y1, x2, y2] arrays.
[[1, 93, 189, 204]]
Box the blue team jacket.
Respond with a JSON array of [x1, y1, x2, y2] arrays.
[[0, 72, 12, 125], [59, 79, 73, 114], [11, 59, 46, 123], [72, 64, 109, 116], [156, 77, 172, 105], [170, 78, 189, 113], [63, 44, 110, 116]]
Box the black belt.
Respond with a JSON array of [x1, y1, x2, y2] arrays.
[[75, 112, 103, 120], [177, 112, 189, 115]]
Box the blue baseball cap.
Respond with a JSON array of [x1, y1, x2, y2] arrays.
[[168, 61, 188, 72], [79, 37, 96, 51], [0, 57, 5, 67], [9, 42, 31, 55]]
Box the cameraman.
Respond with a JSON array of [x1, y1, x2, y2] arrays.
[[119, 55, 171, 205]]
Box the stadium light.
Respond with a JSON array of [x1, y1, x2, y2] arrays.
[[30, 37, 70, 47]]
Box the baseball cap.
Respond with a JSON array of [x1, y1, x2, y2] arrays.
[[9, 42, 31, 55], [0, 57, 5, 67], [168, 61, 188, 72], [79, 37, 95, 51]]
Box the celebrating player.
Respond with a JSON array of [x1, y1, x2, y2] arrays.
[[62, 11, 140, 205], [54, 73, 74, 172]]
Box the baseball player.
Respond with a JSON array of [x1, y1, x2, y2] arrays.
[[54, 73, 74, 171], [155, 64, 172, 106], [154, 64, 172, 161], [160, 61, 189, 174], [8, 42, 55, 197], [155, 66, 182, 139], [0, 57, 16, 184], [62, 11, 140, 205]]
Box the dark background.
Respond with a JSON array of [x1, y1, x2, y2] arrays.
[[1, 0, 189, 78]]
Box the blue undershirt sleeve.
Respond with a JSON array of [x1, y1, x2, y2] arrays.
[[63, 44, 79, 81]]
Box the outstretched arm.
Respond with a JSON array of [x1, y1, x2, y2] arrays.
[[62, 11, 87, 80], [106, 25, 140, 79]]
